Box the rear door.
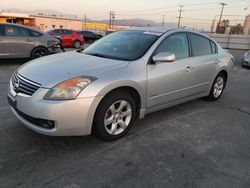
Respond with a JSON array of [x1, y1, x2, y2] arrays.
[[62, 30, 73, 46], [0, 25, 5, 58], [187, 33, 219, 95], [3, 25, 32, 58]]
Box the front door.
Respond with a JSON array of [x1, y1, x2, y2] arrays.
[[147, 33, 194, 109], [3, 25, 32, 58]]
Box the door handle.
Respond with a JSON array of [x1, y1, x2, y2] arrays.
[[185, 66, 193, 72], [214, 59, 220, 64]]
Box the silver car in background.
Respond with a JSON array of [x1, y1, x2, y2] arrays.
[[242, 51, 250, 67], [7, 28, 234, 141], [0, 23, 60, 59]]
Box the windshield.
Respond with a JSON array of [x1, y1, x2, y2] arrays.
[[83, 30, 160, 61]]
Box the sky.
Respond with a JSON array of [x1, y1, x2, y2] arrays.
[[1, 0, 250, 29]]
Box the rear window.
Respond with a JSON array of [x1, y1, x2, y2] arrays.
[[189, 33, 212, 56]]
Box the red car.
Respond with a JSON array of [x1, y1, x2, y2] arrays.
[[47, 29, 84, 48]]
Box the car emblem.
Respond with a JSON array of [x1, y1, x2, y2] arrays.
[[13, 77, 20, 91]]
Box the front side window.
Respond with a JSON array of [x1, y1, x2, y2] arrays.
[[189, 33, 212, 56], [84, 30, 160, 61], [154, 33, 189, 60], [5, 25, 29, 37]]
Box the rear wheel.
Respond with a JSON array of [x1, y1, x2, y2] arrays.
[[30, 47, 49, 59], [93, 91, 136, 141], [207, 73, 226, 101], [73, 40, 81, 49]]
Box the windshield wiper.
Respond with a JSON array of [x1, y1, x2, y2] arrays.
[[83, 52, 129, 61], [84, 52, 109, 58]]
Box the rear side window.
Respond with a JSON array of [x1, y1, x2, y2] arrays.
[[189, 33, 212, 56], [53, 30, 62, 35], [83, 31, 94, 37], [210, 41, 218, 54], [155, 33, 189, 60], [29, 30, 43, 37], [5, 25, 29, 37]]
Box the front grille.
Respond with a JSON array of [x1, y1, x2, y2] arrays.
[[11, 72, 41, 96]]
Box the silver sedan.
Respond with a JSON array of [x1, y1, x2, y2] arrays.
[[7, 28, 234, 141], [0, 23, 60, 59], [242, 51, 250, 67]]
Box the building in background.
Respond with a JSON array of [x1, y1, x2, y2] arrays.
[[0, 11, 129, 34], [243, 14, 250, 35], [0, 12, 35, 26]]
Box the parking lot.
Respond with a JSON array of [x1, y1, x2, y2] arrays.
[[0, 49, 250, 187]]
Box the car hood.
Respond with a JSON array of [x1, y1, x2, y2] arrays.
[[18, 51, 129, 88]]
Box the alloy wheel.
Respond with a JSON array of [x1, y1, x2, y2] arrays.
[[104, 100, 132, 135]]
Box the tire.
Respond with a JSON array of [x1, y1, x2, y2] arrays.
[[93, 91, 136, 141], [242, 59, 246, 68], [73, 40, 81, 49], [207, 73, 226, 101], [30, 47, 49, 59]]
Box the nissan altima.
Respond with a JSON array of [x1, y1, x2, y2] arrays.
[[7, 28, 234, 141]]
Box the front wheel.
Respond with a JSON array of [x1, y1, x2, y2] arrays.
[[93, 91, 136, 141], [207, 73, 226, 101]]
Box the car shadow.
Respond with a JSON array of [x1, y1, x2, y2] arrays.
[[0, 58, 30, 65]]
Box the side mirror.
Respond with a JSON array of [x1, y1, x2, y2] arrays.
[[152, 52, 176, 63]]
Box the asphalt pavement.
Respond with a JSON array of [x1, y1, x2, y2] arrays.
[[0, 49, 250, 188]]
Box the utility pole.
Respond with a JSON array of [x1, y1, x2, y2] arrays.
[[112, 12, 115, 29], [109, 11, 112, 29], [177, 5, 184, 28], [162, 15, 165, 27], [84, 14, 87, 28], [216, 3, 227, 33]]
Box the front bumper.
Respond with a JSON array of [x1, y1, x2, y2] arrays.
[[8, 84, 103, 136], [242, 59, 250, 67], [47, 45, 62, 54]]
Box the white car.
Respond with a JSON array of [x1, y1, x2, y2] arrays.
[[242, 51, 250, 67]]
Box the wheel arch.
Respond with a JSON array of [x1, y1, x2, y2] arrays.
[[30, 45, 48, 58]]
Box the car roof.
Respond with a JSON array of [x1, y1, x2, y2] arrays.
[[0, 22, 43, 34], [130, 27, 175, 34], [128, 27, 213, 40]]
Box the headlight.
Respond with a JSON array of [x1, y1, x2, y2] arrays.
[[244, 52, 250, 58], [44, 76, 96, 100]]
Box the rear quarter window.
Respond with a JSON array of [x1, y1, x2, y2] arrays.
[[210, 41, 218, 54]]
